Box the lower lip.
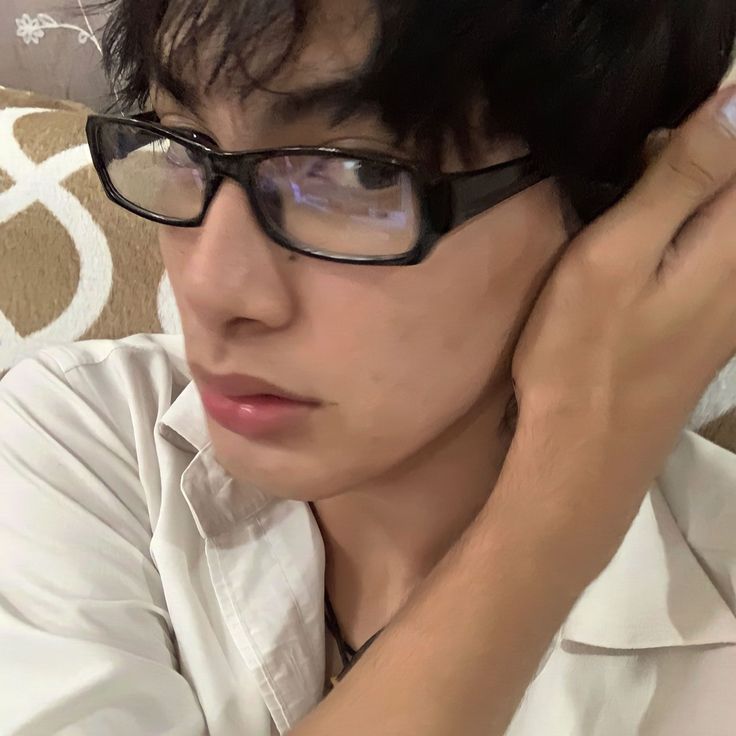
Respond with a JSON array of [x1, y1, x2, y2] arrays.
[[199, 387, 318, 437]]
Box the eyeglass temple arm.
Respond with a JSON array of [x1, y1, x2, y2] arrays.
[[430, 157, 547, 232]]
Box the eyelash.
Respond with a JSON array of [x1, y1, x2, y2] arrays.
[[170, 126, 219, 150], [159, 120, 397, 162]]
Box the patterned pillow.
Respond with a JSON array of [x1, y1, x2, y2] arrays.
[[0, 87, 180, 376]]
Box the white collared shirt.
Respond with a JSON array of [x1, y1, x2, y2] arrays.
[[1, 333, 736, 736]]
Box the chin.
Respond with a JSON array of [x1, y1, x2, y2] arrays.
[[204, 413, 429, 503], [206, 423, 352, 502]]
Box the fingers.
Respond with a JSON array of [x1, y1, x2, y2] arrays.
[[584, 84, 736, 279], [656, 174, 736, 339]]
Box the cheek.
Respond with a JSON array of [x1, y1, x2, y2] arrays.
[[296, 274, 509, 471], [158, 226, 206, 326], [324, 186, 567, 425], [158, 229, 183, 308], [158, 226, 194, 276], [303, 184, 567, 436]]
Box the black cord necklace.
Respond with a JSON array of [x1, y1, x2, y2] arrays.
[[324, 588, 384, 689], [310, 502, 386, 689]]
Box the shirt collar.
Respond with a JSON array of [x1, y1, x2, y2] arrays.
[[561, 433, 736, 650], [160, 377, 325, 727], [158, 379, 211, 453], [160, 382, 736, 649], [158, 378, 273, 539]]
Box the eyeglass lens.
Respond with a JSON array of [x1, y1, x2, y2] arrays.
[[99, 122, 422, 258]]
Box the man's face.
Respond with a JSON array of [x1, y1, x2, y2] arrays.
[[154, 2, 570, 500]]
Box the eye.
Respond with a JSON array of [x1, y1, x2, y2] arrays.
[[353, 161, 402, 190], [159, 128, 217, 170], [172, 127, 219, 150], [304, 158, 403, 191]]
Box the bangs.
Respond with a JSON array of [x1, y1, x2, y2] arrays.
[[97, 0, 736, 221], [98, 0, 496, 169], [151, 0, 309, 108]]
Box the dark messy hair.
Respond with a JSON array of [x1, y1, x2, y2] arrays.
[[98, 0, 735, 223], [96, 0, 734, 437]]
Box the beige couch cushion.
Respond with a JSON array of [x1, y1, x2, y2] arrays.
[[0, 87, 178, 376]]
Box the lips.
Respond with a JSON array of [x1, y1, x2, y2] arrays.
[[190, 364, 319, 404], [190, 363, 322, 438]]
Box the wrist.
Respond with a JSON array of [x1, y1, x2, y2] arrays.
[[483, 425, 628, 590]]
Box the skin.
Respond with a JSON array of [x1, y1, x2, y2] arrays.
[[153, 2, 570, 653]]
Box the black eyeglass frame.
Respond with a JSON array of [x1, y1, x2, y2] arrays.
[[86, 112, 547, 266]]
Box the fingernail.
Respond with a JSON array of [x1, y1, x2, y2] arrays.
[[720, 90, 736, 137]]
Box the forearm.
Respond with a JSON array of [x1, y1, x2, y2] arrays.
[[290, 437, 611, 736]]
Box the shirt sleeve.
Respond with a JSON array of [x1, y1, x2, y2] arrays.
[[0, 351, 207, 735]]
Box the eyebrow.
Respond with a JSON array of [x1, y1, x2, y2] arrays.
[[267, 78, 364, 124], [151, 72, 208, 118], [153, 72, 365, 126]]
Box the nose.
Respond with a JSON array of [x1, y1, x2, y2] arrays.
[[174, 180, 296, 334]]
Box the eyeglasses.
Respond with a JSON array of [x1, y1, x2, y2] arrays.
[[86, 113, 546, 266]]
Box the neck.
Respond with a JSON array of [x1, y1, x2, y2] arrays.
[[312, 382, 515, 649]]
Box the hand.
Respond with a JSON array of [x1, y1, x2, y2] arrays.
[[501, 85, 736, 567]]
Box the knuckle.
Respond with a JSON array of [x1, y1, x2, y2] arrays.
[[664, 154, 719, 199], [567, 239, 632, 299], [574, 239, 614, 274], [664, 125, 722, 198], [690, 189, 736, 263], [685, 204, 720, 239], [574, 232, 632, 279]]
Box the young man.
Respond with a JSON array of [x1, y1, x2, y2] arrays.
[[2, 1, 736, 733]]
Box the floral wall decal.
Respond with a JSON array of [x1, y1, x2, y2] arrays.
[[10, 2, 123, 111], [15, 12, 101, 52]]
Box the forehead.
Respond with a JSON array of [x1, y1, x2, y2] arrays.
[[149, 0, 524, 167], [153, 0, 376, 124]]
